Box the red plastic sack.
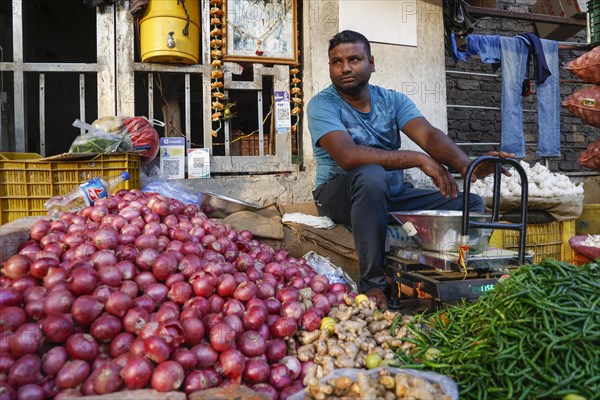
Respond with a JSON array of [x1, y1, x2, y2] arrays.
[[122, 117, 160, 162], [569, 236, 600, 260], [562, 86, 600, 128], [565, 47, 600, 84]]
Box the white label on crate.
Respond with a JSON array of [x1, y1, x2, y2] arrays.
[[187, 148, 211, 179], [274, 91, 291, 133], [160, 137, 185, 180]]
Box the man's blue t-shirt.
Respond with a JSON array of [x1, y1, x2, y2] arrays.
[[307, 84, 422, 197]]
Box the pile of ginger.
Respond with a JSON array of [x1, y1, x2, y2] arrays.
[[296, 294, 415, 384]]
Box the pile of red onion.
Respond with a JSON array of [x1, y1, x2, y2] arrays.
[[0, 190, 352, 399]]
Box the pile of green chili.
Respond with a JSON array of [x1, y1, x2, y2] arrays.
[[392, 259, 600, 400]]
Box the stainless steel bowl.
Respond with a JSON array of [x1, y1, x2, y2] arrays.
[[198, 191, 260, 219], [389, 210, 493, 253]]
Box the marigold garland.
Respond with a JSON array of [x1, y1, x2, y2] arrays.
[[210, 0, 224, 137], [290, 66, 302, 133]]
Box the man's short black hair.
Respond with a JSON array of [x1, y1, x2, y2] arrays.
[[328, 30, 371, 58]]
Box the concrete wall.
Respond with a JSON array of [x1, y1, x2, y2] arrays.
[[186, 0, 448, 204]]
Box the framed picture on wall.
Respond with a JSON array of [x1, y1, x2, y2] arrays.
[[224, 0, 298, 64]]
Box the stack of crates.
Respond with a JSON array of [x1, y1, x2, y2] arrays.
[[0, 153, 141, 224], [489, 220, 576, 263]]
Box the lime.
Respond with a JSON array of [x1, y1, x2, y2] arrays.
[[320, 317, 336, 334], [355, 294, 369, 306], [562, 395, 587, 400], [365, 352, 383, 369]]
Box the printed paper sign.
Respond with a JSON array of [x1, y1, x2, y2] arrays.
[[187, 148, 211, 179], [274, 91, 292, 133], [160, 137, 185, 179]]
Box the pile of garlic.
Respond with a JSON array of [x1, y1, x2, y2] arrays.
[[470, 161, 584, 198], [582, 234, 600, 248]]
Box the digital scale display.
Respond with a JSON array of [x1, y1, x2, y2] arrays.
[[471, 283, 496, 295]]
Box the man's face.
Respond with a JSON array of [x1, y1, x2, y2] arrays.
[[328, 42, 374, 96]]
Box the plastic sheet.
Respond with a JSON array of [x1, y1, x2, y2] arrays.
[[141, 166, 198, 205], [303, 251, 358, 293]]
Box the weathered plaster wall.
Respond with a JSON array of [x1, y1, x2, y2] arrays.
[[183, 0, 447, 204]]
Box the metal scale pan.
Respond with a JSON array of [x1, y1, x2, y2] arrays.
[[385, 156, 531, 309]]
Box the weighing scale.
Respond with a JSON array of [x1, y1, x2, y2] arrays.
[[385, 156, 531, 311]]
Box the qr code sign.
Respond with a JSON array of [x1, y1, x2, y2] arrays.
[[161, 159, 183, 179]]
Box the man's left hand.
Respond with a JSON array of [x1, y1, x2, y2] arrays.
[[459, 151, 515, 182]]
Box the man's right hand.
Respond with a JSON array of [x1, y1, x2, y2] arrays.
[[418, 154, 459, 198]]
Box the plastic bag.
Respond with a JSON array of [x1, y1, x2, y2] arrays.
[[69, 119, 132, 154], [288, 367, 459, 400], [91, 115, 162, 162], [122, 116, 162, 162], [141, 166, 197, 205], [303, 251, 358, 293]]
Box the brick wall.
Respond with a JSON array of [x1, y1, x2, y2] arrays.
[[445, 0, 599, 173]]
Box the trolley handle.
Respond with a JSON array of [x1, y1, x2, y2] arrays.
[[461, 156, 529, 265]]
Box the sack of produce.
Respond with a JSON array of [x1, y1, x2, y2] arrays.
[[562, 86, 600, 128], [288, 367, 458, 400], [69, 119, 133, 154], [91, 116, 162, 162], [565, 46, 600, 84], [122, 116, 161, 162]]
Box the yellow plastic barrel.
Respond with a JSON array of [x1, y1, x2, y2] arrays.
[[140, 0, 200, 64]]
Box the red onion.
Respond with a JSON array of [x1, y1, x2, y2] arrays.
[[66, 333, 98, 361], [43, 267, 68, 290], [167, 281, 192, 305], [237, 330, 267, 357], [135, 248, 159, 271], [16, 383, 45, 400], [269, 363, 293, 390], [105, 291, 133, 318], [55, 359, 90, 389], [41, 314, 74, 343], [265, 338, 287, 363], [244, 358, 271, 384], [152, 252, 178, 281], [244, 305, 268, 330], [191, 343, 219, 369], [301, 309, 322, 331], [280, 356, 301, 380], [252, 383, 278, 400], [180, 317, 205, 347], [281, 301, 304, 323], [92, 363, 123, 394], [122, 307, 149, 335], [9, 354, 42, 387], [143, 336, 170, 364], [216, 274, 237, 297], [71, 295, 104, 327], [90, 313, 122, 343], [151, 361, 184, 392], [119, 280, 139, 298], [2, 254, 31, 279], [93, 227, 119, 250], [256, 282, 275, 300], [0, 352, 15, 374], [233, 281, 257, 302], [9, 322, 43, 356], [277, 287, 299, 303], [29, 257, 58, 279], [171, 348, 197, 370], [68, 267, 99, 296], [209, 322, 236, 352], [219, 349, 246, 379], [41, 346, 69, 376], [30, 220, 51, 241], [0, 306, 27, 333], [121, 356, 153, 390]]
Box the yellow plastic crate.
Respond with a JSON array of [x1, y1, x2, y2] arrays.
[[489, 220, 576, 263], [0, 153, 141, 224]]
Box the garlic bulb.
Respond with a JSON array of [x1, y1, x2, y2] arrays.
[[469, 162, 584, 198]]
